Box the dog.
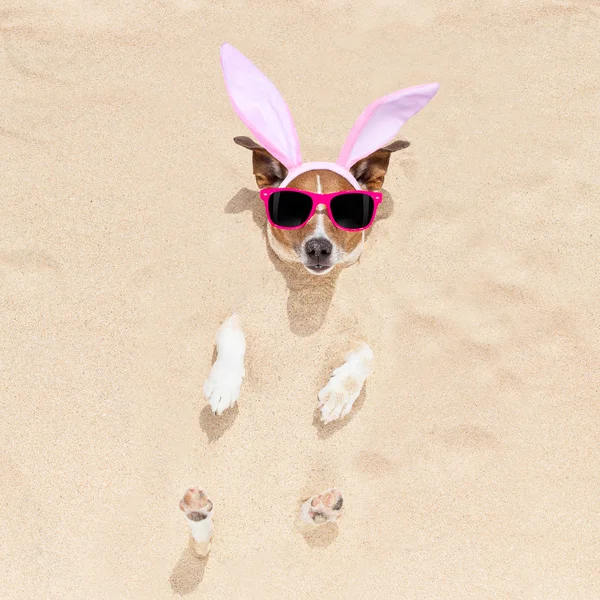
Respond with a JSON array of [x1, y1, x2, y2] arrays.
[[203, 43, 439, 424], [233, 135, 410, 276]]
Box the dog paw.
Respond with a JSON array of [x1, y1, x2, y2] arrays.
[[203, 314, 246, 416], [203, 360, 244, 415], [180, 487, 214, 556], [179, 487, 214, 521], [317, 343, 374, 424], [301, 488, 344, 525]]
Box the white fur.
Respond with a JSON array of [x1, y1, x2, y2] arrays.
[[203, 314, 246, 415], [298, 174, 340, 274], [300, 499, 318, 525], [300, 490, 344, 525], [186, 508, 213, 557], [187, 513, 214, 543], [298, 214, 339, 275], [312, 211, 326, 238], [318, 343, 374, 424]]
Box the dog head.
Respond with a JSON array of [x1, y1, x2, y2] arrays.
[[220, 43, 439, 276], [234, 136, 410, 275]]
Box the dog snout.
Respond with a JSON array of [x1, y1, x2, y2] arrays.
[[305, 237, 332, 259]]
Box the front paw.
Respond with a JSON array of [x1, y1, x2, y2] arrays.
[[203, 359, 244, 416], [204, 313, 246, 416], [317, 343, 374, 424]]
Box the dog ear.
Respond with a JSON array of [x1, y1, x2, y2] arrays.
[[349, 140, 410, 191], [234, 136, 289, 189]]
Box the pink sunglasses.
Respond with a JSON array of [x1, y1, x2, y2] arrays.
[[259, 187, 383, 232]]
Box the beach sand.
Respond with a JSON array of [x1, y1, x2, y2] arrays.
[[1, 1, 599, 597]]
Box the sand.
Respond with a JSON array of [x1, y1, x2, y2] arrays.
[[1, 1, 599, 598]]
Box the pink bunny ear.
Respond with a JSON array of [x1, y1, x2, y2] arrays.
[[336, 83, 439, 170], [220, 43, 302, 169]]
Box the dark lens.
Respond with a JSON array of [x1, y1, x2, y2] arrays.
[[330, 193, 374, 230], [268, 191, 313, 227]]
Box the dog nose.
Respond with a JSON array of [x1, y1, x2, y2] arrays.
[[305, 237, 332, 258]]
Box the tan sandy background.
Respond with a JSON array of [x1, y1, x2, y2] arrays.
[[1, 0, 599, 598]]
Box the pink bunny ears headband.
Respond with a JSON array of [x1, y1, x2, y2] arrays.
[[220, 43, 439, 190]]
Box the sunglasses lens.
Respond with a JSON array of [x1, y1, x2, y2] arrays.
[[330, 193, 375, 230], [268, 191, 313, 227]]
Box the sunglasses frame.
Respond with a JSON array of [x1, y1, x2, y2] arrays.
[[259, 187, 383, 232]]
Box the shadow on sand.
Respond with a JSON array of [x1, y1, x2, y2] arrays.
[[169, 538, 209, 596]]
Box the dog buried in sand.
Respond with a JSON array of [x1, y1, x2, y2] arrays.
[[182, 43, 439, 543], [205, 42, 439, 423]]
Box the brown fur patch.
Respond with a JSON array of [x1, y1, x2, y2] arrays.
[[234, 136, 288, 188], [187, 511, 207, 522], [182, 489, 209, 510], [350, 140, 410, 191]]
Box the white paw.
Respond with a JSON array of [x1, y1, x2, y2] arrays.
[[203, 314, 246, 416], [203, 359, 244, 415], [317, 343, 374, 424], [179, 487, 214, 523], [300, 488, 344, 525], [179, 487, 214, 556]]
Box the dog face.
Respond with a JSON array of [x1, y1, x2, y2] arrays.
[[235, 136, 409, 276]]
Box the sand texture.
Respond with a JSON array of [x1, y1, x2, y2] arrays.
[[1, 1, 599, 598]]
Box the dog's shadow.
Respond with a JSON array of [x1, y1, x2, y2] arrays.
[[169, 540, 209, 596], [301, 521, 340, 547], [199, 403, 239, 443], [225, 188, 394, 337]]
